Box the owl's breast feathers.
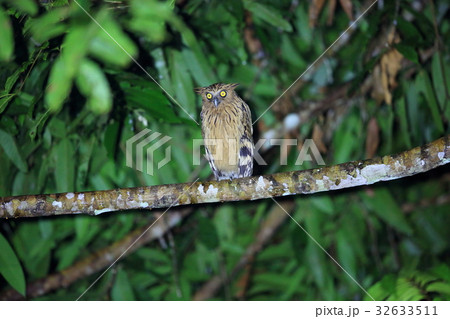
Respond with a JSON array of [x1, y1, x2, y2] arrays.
[[201, 99, 254, 181]]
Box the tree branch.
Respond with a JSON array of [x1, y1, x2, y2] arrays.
[[1, 136, 449, 219]]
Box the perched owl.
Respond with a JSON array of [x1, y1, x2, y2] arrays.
[[195, 83, 254, 181]]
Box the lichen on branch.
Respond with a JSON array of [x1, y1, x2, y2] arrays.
[[1, 136, 449, 219]]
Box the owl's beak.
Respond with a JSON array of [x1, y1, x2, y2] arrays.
[[213, 96, 220, 107]]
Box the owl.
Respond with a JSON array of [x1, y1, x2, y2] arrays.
[[195, 83, 254, 181]]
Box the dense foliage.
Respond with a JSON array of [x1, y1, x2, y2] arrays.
[[0, 0, 449, 300]]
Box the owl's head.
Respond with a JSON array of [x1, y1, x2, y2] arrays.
[[194, 83, 239, 108]]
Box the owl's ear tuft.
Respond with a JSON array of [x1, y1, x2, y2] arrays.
[[229, 83, 240, 90], [194, 87, 204, 95]]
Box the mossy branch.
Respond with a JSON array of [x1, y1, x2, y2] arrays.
[[1, 136, 449, 219]]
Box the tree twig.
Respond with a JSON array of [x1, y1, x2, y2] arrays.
[[1, 136, 449, 218]]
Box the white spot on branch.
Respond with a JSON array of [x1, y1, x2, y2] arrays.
[[256, 176, 266, 192], [361, 164, 388, 182], [197, 184, 219, 201], [5, 202, 13, 216], [206, 185, 218, 197], [95, 208, 114, 215], [18, 201, 28, 210], [52, 201, 62, 208], [282, 183, 291, 196]]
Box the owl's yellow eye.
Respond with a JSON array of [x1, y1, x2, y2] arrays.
[[206, 93, 212, 100], [220, 90, 227, 97]]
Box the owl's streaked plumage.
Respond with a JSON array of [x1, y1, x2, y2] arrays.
[[195, 83, 254, 181]]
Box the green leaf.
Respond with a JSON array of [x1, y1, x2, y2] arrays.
[[0, 94, 16, 114], [332, 109, 363, 163], [136, 248, 171, 264], [89, 10, 137, 67], [26, 7, 69, 43], [29, 110, 50, 141], [56, 241, 81, 271], [395, 44, 418, 64], [38, 219, 54, 239], [169, 49, 196, 119], [396, 17, 423, 47], [396, 96, 412, 148], [432, 264, 450, 283], [11, 225, 52, 279], [197, 216, 219, 250], [53, 138, 75, 192], [415, 70, 444, 134], [48, 117, 67, 138], [4, 67, 22, 93], [37, 155, 49, 192], [431, 53, 449, 109], [244, 1, 292, 32], [130, 0, 173, 20], [306, 241, 328, 290], [182, 48, 216, 86], [360, 188, 413, 235], [75, 59, 112, 114], [0, 129, 28, 172], [150, 48, 173, 93], [280, 268, 307, 300], [280, 35, 306, 68], [62, 25, 94, 78], [6, 0, 38, 15], [0, 52, 38, 113], [104, 121, 120, 159], [427, 282, 450, 296], [75, 216, 92, 240], [213, 204, 235, 243], [45, 57, 73, 112], [0, 233, 26, 296], [76, 136, 95, 189], [405, 81, 420, 142], [366, 274, 396, 300], [336, 229, 356, 278], [294, 5, 312, 47], [400, 5, 434, 48], [0, 7, 13, 61], [309, 195, 335, 215], [119, 77, 179, 123], [129, 0, 172, 42], [112, 269, 136, 301], [394, 277, 423, 301]]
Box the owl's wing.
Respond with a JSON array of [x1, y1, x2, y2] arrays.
[[240, 102, 253, 135], [238, 102, 254, 178]]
